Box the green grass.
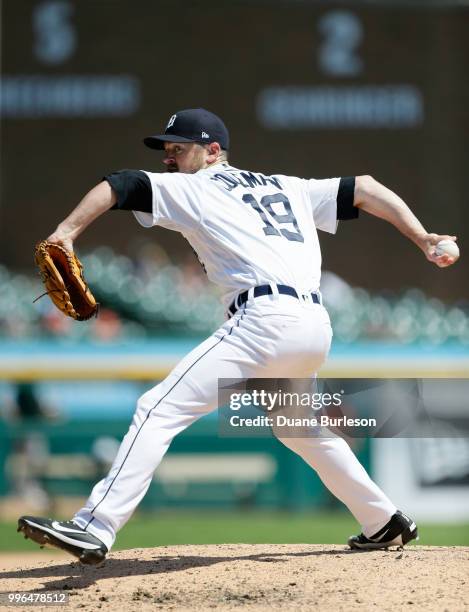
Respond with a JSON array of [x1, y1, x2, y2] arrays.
[[4, 512, 469, 552]]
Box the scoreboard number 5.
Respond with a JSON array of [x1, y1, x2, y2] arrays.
[[33, 0, 76, 65]]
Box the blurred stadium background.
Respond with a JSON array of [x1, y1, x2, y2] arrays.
[[0, 0, 468, 549]]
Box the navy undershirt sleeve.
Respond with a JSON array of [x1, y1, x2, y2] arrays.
[[337, 176, 358, 220], [105, 169, 152, 213]]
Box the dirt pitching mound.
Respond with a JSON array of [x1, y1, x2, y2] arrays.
[[1, 544, 468, 611]]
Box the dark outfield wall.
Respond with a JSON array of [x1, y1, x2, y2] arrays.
[[1, 1, 467, 300]]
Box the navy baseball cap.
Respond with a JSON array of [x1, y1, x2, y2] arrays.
[[143, 108, 229, 151]]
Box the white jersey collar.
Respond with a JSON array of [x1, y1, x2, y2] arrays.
[[199, 162, 236, 173]]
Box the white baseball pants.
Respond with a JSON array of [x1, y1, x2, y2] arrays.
[[74, 294, 396, 550]]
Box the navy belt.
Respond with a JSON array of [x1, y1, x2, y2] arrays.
[[228, 284, 320, 316]]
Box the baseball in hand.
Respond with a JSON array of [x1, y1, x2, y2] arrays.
[[434, 239, 460, 259]]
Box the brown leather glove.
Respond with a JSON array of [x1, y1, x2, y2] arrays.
[[34, 240, 98, 321]]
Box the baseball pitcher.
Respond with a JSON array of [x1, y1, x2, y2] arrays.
[[18, 108, 458, 564]]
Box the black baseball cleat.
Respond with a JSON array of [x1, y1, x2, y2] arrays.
[[348, 510, 418, 550], [17, 516, 108, 565]]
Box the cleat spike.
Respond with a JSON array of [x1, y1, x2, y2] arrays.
[[16, 515, 107, 565]]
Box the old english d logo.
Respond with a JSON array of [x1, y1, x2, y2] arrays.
[[166, 114, 177, 130]]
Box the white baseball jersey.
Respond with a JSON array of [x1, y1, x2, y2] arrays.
[[73, 164, 396, 553], [108, 163, 354, 309]]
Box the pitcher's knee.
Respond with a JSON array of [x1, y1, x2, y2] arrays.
[[275, 431, 349, 457], [133, 385, 164, 426], [274, 433, 310, 455]]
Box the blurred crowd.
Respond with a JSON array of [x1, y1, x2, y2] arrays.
[[1, 242, 468, 345]]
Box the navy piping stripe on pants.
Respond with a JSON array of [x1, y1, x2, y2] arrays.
[[84, 325, 236, 529]]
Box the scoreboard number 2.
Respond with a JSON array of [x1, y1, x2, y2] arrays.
[[318, 10, 363, 77]]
